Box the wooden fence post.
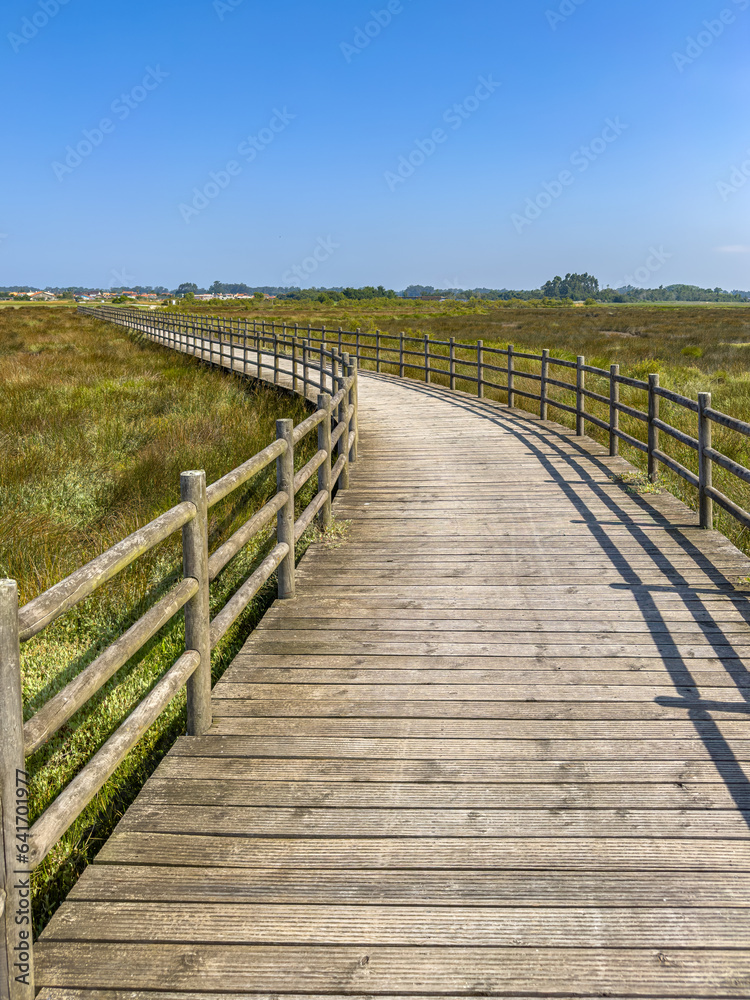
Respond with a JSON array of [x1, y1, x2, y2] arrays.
[[399, 332, 405, 378], [477, 341, 484, 398], [507, 344, 514, 408], [648, 374, 660, 482], [273, 334, 279, 386], [699, 392, 714, 530], [180, 472, 212, 737], [356, 329, 361, 364], [0, 580, 35, 999], [302, 341, 309, 397], [610, 365, 620, 457], [348, 360, 358, 463], [317, 394, 332, 529], [576, 356, 585, 436], [292, 338, 299, 393], [376, 331, 381, 373], [425, 336, 431, 384], [276, 420, 296, 599], [450, 338, 456, 391], [540, 349, 549, 420], [338, 355, 350, 489]]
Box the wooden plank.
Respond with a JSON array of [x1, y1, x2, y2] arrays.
[[138, 777, 750, 810], [42, 901, 750, 947], [39, 992, 736, 1000], [212, 698, 750, 721], [256, 615, 750, 634], [35, 993, 738, 1000], [67, 864, 750, 907], [238, 639, 750, 658], [96, 832, 750, 870], [213, 682, 750, 702], [33, 943, 750, 995], [225, 655, 750, 674], [115, 803, 750, 839], [193, 733, 750, 760], [197, 716, 750, 740], [156, 754, 750, 784]]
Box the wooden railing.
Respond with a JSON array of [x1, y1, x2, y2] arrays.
[[0, 308, 358, 999], [77, 306, 750, 532], [339, 330, 745, 533]]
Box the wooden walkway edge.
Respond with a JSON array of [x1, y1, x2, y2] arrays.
[[35, 371, 750, 998]]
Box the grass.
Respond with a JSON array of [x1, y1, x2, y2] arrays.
[[0, 305, 321, 934]]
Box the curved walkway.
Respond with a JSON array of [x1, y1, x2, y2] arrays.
[[37, 372, 750, 997]]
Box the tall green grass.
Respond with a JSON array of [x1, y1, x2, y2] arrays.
[[0, 306, 318, 932]]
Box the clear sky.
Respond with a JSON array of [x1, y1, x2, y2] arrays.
[[2, 0, 748, 291]]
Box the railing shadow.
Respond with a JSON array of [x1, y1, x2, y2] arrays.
[[362, 371, 750, 819]]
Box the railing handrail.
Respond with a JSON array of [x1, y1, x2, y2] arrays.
[[79, 304, 750, 537]]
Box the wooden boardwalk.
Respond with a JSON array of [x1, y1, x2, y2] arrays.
[[35, 370, 750, 998]]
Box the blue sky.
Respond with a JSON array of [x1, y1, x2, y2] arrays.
[[2, 0, 748, 290]]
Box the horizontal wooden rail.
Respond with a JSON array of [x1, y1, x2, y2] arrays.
[[27, 648, 202, 870], [18, 502, 195, 642], [22, 577, 199, 756]]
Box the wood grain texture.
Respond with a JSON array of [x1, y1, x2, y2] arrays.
[[36, 367, 750, 997]]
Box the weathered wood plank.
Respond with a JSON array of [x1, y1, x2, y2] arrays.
[[188, 732, 750, 760], [67, 864, 750, 906], [115, 803, 750, 839], [136, 778, 750, 810], [96, 832, 750, 870], [33, 943, 750, 995], [42, 902, 750, 947], [34, 994, 738, 1000], [212, 698, 750, 721]]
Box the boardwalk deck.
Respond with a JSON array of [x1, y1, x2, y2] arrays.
[[35, 370, 750, 998]]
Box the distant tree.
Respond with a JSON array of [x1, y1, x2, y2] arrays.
[[542, 273, 599, 300], [176, 282, 199, 297]]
